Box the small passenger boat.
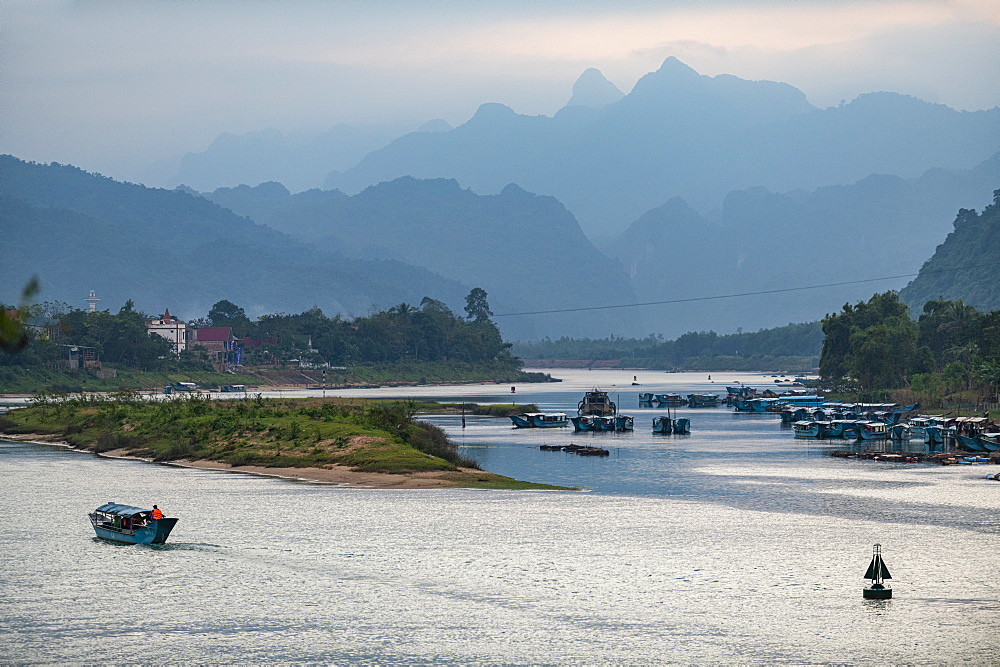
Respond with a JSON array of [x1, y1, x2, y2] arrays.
[[220, 384, 246, 392], [977, 433, 1000, 452], [673, 417, 691, 434], [89, 502, 178, 544], [615, 415, 634, 432], [638, 393, 655, 403]]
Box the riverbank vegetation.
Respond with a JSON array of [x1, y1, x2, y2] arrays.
[[819, 292, 999, 414], [512, 321, 821, 371], [0, 393, 568, 489], [1, 290, 556, 394]]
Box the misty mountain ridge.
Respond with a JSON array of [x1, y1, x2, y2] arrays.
[[0, 156, 470, 325], [324, 57, 998, 236], [613, 153, 999, 336], [165, 120, 451, 194], [202, 176, 639, 340], [567, 68, 625, 108]]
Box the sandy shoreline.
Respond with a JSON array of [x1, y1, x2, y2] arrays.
[[1, 433, 482, 489]]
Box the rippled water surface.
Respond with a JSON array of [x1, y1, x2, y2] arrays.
[[2, 370, 998, 663]]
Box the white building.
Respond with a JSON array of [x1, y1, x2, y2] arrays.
[[146, 308, 187, 355]]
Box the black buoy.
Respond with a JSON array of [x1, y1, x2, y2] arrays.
[[862, 543, 893, 599]]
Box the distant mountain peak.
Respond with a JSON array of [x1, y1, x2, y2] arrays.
[[656, 56, 700, 78], [566, 68, 624, 109]]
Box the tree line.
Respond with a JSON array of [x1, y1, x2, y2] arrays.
[[820, 291, 1000, 400], [1, 288, 518, 372]]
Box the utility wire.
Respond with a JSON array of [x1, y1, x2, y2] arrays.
[[493, 263, 988, 318]]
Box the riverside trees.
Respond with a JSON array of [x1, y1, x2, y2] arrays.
[[820, 291, 1000, 401]]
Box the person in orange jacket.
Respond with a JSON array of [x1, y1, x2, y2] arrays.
[[151, 505, 164, 520]]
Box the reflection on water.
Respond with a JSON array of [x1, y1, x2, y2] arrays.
[[1, 370, 998, 663]]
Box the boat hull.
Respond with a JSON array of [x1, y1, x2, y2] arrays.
[[92, 518, 178, 545]]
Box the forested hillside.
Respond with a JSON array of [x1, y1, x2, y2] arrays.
[[0, 156, 469, 322], [203, 176, 639, 340], [900, 190, 1000, 312]]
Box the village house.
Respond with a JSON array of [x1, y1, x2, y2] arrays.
[[189, 326, 240, 365], [145, 308, 188, 355]]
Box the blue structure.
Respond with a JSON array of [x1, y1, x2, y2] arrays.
[[89, 502, 178, 544]]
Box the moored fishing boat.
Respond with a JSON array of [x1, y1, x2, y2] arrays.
[[615, 415, 634, 432], [655, 394, 687, 406], [673, 417, 691, 434], [652, 416, 672, 434], [220, 384, 246, 392], [89, 502, 178, 545], [578, 389, 616, 416], [977, 433, 1000, 452], [686, 394, 720, 408], [792, 420, 831, 439], [638, 393, 655, 403], [856, 422, 889, 441], [889, 423, 911, 440], [953, 434, 985, 452]]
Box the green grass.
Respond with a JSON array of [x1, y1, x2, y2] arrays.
[[0, 394, 571, 489]]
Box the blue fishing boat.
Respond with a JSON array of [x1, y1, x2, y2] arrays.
[[977, 434, 1000, 452], [571, 415, 615, 432], [826, 420, 856, 438], [655, 394, 687, 406], [510, 413, 534, 428], [687, 394, 720, 408], [531, 413, 569, 428], [793, 420, 830, 439], [652, 416, 672, 434], [615, 415, 634, 432], [856, 422, 889, 441], [163, 381, 198, 394], [889, 424, 911, 440], [673, 417, 691, 434], [510, 413, 568, 428], [780, 407, 811, 424], [924, 425, 946, 446], [954, 434, 985, 452], [638, 393, 655, 403], [220, 384, 246, 393], [89, 503, 178, 545]]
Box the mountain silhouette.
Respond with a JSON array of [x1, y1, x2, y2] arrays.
[[326, 57, 999, 237]]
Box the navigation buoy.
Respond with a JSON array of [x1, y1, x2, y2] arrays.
[[862, 543, 893, 599]]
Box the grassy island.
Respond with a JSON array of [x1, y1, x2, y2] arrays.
[[0, 392, 572, 490]]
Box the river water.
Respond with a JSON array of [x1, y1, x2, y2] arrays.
[[1, 370, 998, 663]]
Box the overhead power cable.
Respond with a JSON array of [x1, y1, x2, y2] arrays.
[[493, 263, 988, 318]]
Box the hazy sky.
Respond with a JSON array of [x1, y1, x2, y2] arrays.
[[3, 0, 998, 182]]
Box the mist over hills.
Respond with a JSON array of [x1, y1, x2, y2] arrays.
[[203, 177, 639, 341], [0, 156, 469, 324], [325, 57, 999, 236], [611, 154, 998, 336], [164, 121, 451, 193]]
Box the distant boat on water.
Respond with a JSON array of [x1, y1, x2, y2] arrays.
[[89, 502, 178, 545]]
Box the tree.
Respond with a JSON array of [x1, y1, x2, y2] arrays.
[[464, 288, 493, 322], [0, 276, 39, 354], [207, 299, 250, 334]]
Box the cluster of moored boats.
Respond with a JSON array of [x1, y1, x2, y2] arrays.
[[511, 389, 693, 434], [638, 393, 720, 407]]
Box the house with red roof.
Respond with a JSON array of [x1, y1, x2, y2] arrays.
[[189, 326, 240, 365]]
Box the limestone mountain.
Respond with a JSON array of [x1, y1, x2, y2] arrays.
[[326, 57, 1000, 237]]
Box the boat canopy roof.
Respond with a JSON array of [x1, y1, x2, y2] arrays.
[[95, 502, 150, 517]]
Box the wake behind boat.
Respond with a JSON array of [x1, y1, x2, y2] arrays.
[[89, 502, 178, 544]]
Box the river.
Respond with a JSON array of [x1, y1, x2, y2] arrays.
[[1, 369, 997, 663]]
